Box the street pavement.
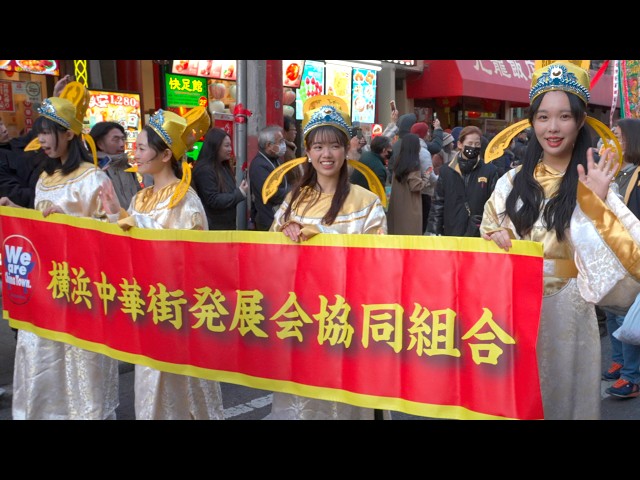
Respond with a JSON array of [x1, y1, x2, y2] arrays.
[[1, 300, 639, 420]]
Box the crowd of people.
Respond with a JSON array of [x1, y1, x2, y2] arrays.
[[1, 60, 640, 420]]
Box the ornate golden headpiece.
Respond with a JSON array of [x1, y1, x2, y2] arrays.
[[302, 94, 352, 141], [148, 109, 189, 160], [485, 60, 621, 169], [24, 81, 98, 166], [134, 108, 209, 209], [529, 60, 591, 105]]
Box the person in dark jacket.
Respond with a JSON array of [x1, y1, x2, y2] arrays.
[[192, 127, 248, 230], [426, 125, 498, 237], [248, 125, 287, 230], [350, 135, 390, 192], [0, 75, 75, 209], [89, 121, 145, 208], [0, 129, 47, 208]]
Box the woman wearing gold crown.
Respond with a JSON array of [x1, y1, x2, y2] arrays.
[[0, 82, 121, 419], [261, 95, 388, 419], [481, 61, 640, 419], [101, 106, 225, 420]]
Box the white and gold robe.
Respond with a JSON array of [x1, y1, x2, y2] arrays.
[[13, 162, 120, 420], [481, 163, 640, 419], [266, 184, 388, 420], [120, 181, 225, 420]]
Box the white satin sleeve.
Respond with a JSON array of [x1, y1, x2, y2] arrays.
[[571, 185, 640, 309]]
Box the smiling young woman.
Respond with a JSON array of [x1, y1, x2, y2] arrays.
[[481, 61, 640, 419]]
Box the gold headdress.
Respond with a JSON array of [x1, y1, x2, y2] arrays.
[[24, 81, 98, 166], [181, 106, 211, 148], [485, 60, 621, 169], [302, 94, 352, 141], [169, 106, 210, 208], [148, 109, 189, 160], [262, 95, 387, 207]]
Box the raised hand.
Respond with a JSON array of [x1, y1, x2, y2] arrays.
[[577, 147, 617, 200], [99, 180, 120, 215]]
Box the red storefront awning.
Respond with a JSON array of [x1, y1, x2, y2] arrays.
[[406, 60, 617, 108]]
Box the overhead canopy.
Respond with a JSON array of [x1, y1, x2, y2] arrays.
[[406, 60, 617, 108]]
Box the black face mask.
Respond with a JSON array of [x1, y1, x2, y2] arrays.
[[462, 146, 481, 160], [458, 158, 478, 174]]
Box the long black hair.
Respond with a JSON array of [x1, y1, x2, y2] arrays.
[[393, 133, 421, 183], [196, 127, 233, 192], [32, 116, 93, 176], [282, 125, 350, 226], [505, 91, 591, 241]]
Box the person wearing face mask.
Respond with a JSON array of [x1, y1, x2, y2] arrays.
[[425, 125, 499, 237], [349, 134, 390, 192], [248, 124, 289, 230]]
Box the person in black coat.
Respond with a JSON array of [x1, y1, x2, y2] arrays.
[[248, 125, 288, 230], [426, 126, 499, 237], [191, 127, 248, 230], [0, 129, 47, 208]]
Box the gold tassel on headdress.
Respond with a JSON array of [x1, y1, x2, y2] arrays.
[[168, 157, 193, 209]]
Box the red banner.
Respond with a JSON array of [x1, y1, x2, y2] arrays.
[[0, 207, 544, 419]]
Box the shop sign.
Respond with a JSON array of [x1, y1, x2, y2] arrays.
[[165, 73, 208, 108], [25, 82, 41, 103], [295, 60, 325, 121], [0, 60, 59, 76], [283, 60, 304, 88], [171, 60, 236, 81], [85, 90, 143, 160], [0, 81, 14, 112], [351, 68, 377, 124], [383, 60, 416, 66], [325, 63, 352, 116], [23, 101, 33, 131]]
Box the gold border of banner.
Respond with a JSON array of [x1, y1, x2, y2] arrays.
[[0, 206, 543, 258], [4, 316, 516, 420]]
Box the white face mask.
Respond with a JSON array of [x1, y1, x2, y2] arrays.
[[277, 141, 286, 157]]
